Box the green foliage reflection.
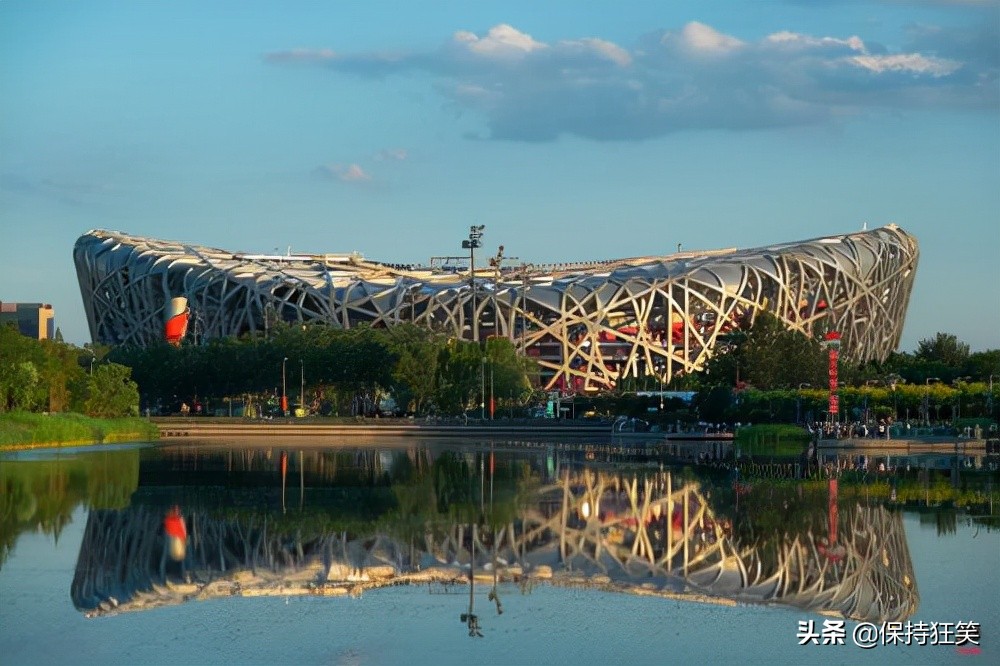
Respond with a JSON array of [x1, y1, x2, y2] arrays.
[[0, 450, 140, 567]]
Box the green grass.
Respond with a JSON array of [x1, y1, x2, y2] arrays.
[[0, 411, 159, 449], [735, 423, 811, 456]]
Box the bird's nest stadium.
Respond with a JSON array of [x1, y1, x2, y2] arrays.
[[74, 225, 918, 392]]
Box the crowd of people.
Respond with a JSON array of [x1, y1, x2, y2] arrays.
[[809, 419, 994, 441]]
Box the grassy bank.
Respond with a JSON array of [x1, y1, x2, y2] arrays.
[[0, 412, 159, 450], [735, 423, 810, 457]]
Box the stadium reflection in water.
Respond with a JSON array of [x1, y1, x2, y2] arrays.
[[39, 443, 924, 627]]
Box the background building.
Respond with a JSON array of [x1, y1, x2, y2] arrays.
[[0, 301, 55, 340], [74, 225, 919, 392]]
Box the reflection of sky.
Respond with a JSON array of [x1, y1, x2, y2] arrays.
[[1, 508, 996, 665], [904, 513, 1000, 657], [0, 442, 152, 463]]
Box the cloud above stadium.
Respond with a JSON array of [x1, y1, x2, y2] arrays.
[[315, 163, 372, 183], [265, 20, 997, 142]]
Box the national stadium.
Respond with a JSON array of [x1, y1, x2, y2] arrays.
[[74, 225, 919, 392]]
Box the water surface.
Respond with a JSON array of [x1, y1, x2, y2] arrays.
[[1, 440, 996, 665]]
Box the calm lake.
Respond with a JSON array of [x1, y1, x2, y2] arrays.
[[1, 438, 997, 665]]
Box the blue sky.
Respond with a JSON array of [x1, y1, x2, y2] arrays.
[[2, 0, 997, 352]]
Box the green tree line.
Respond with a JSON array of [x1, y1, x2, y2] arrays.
[[109, 322, 536, 417], [694, 314, 998, 425], [3, 314, 995, 424], [0, 325, 139, 417]]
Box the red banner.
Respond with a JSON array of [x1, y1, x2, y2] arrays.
[[827, 331, 840, 415]]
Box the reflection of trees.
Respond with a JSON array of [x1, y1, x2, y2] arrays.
[[149, 447, 393, 486], [0, 451, 139, 568], [69, 445, 537, 614], [725, 482, 835, 554], [919, 509, 958, 536]]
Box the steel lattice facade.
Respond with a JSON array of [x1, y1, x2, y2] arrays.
[[74, 225, 918, 391]]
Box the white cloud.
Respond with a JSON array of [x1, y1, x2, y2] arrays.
[[317, 163, 372, 183], [271, 20, 996, 142], [339, 164, 371, 182], [846, 53, 962, 76], [454, 24, 547, 59], [766, 31, 866, 54], [673, 21, 744, 55], [562, 38, 632, 66]]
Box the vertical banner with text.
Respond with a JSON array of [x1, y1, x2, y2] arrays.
[[825, 331, 841, 416]]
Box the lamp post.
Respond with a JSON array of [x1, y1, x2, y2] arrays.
[[989, 374, 996, 419], [85, 347, 96, 375], [797, 383, 812, 425], [519, 263, 533, 353], [491, 245, 503, 338], [924, 377, 940, 426], [462, 225, 485, 342], [480, 357, 487, 420], [656, 362, 665, 411], [890, 381, 898, 429], [300, 359, 305, 417], [282, 357, 289, 416]]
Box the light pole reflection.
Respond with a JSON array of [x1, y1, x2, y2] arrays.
[[460, 523, 483, 637]]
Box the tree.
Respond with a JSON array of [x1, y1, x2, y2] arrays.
[[0, 325, 37, 412], [38, 339, 86, 412], [0, 361, 41, 412], [434, 339, 485, 415], [702, 312, 827, 390], [483, 337, 534, 410], [83, 363, 141, 417], [964, 350, 1000, 383], [916, 333, 970, 368], [393, 337, 441, 414]]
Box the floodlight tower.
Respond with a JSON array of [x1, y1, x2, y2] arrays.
[[462, 225, 485, 342]]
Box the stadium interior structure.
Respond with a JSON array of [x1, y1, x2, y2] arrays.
[[74, 225, 918, 392]]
